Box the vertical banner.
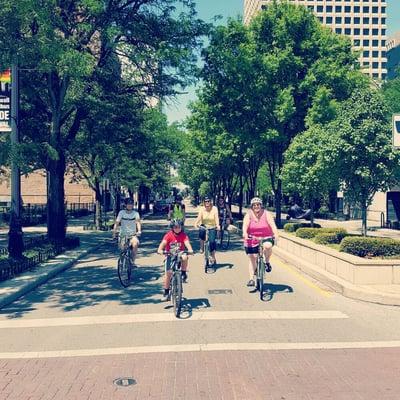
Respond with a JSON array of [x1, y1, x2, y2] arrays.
[[0, 69, 11, 132]]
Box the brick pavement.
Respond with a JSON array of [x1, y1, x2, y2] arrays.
[[1, 348, 400, 400]]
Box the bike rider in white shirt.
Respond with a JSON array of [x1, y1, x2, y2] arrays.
[[113, 198, 142, 264]]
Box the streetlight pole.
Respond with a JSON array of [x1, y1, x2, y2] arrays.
[[8, 63, 24, 258]]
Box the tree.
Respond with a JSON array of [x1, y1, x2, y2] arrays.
[[0, 0, 208, 241], [200, 2, 365, 226], [382, 77, 400, 115], [326, 89, 399, 236], [281, 126, 338, 226]]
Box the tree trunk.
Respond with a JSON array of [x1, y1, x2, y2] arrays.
[[238, 174, 244, 218], [94, 180, 102, 230], [47, 154, 67, 242], [310, 198, 315, 227], [274, 178, 282, 228], [361, 204, 368, 236]]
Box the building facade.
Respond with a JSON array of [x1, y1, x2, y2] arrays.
[[244, 0, 388, 80]]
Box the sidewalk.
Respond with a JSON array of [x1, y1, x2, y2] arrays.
[[226, 203, 400, 306], [0, 211, 151, 310]]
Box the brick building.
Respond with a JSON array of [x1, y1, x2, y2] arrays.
[[0, 169, 94, 205]]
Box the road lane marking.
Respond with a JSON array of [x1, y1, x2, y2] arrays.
[[2, 341, 400, 359], [271, 255, 332, 298], [0, 310, 348, 328]]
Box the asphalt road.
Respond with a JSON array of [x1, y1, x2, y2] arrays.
[[1, 212, 400, 399]]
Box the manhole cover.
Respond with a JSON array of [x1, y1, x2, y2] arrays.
[[208, 289, 233, 295], [113, 377, 137, 387]]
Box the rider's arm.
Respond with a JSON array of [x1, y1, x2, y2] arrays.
[[113, 212, 122, 238], [265, 210, 279, 240], [213, 207, 221, 230], [194, 209, 202, 228], [242, 213, 250, 240], [136, 218, 142, 236], [184, 239, 194, 253], [157, 239, 167, 254]]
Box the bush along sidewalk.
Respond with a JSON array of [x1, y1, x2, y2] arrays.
[[0, 236, 80, 282], [287, 225, 400, 259]]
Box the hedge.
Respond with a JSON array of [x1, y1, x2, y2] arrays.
[[314, 232, 343, 245], [296, 227, 347, 241], [340, 236, 400, 258], [283, 222, 321, 232]]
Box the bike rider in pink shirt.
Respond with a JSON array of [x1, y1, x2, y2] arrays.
[[242, 197, 279, 287]]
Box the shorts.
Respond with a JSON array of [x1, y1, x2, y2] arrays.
[[199, 226, 217, 252], [244, 237, 274, 255], [119, 235, 139, 248]]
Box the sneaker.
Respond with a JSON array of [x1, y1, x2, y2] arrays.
[[247, 279, 255, 287], [161, 290, 170, 302], [265, 262, 272, 273], [182, 272, 188, 283]]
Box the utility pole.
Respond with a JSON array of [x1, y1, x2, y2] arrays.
[[8, 63, 24, 258]]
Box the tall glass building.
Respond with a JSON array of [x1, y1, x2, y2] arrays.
[[244, 0, 388, 80]]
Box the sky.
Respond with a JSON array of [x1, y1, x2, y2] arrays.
[[164, 0, 400, 124]]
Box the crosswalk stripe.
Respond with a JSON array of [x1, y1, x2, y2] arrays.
[[1, 340, 400, 359], [0, 310, 348, 329]]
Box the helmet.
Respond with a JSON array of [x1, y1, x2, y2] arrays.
[[203, 196, 211, 202], [170, 218, 183, 228], [250, 197, 263, 206], [125, 198, 134, 205]]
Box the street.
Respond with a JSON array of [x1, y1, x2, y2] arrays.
[[1, 212, 400, 399]]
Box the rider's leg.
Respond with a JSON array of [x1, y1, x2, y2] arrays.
[[248, 254, 257, 279], [162, 258, 172, 300], [262, 241, 273, 263], [130, 236, 139, 263], [209, 229, 217, 263], [181, 254, 188, 282]]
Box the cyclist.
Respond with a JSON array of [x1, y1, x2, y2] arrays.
[[194, 196, 220, 264], [157, 218, 194, 301], [113, 198, 142, 264], [217, 196, 233, 230], [167, 195, 186, 224], [242, 197, 279, 287]]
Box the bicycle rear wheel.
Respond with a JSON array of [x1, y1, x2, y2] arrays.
[[117, 254, 131, 287], [221, 229, 230, 250], [257, 257, 264, 300], [172, 273, 183, 318]]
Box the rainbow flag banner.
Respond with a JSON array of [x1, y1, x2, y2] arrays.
[[0, 69, 11, 83]]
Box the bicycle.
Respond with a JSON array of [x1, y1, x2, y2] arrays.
[[202, 226, 216, 273], [163, 244, 193, 318], [248, 236, 274, 300], [117, 235, 137, 287], [218, 219, 230, 250]]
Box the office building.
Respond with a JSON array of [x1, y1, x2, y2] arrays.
[[244, 0, 388, 80]]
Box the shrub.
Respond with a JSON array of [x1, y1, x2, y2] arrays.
[[340, 236, 400, 258], [314, 232, 342, 245], [296, 227, 347, 240], [283, 222, 321, 232]]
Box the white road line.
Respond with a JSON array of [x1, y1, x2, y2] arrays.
[[0, 310, 348, 329], [1, 341, 400, 359]]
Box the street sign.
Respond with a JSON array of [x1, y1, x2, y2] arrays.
[[0, 69, 11, 133], [393, 114, 400, 149]]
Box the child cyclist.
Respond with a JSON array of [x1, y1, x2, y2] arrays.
[[157, 219, 194, 301]]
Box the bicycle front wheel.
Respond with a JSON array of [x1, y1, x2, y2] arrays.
[[204, 243, 210, 273], [117, 255, 131, 288], [258, 257, 264, 300], [172, 273, 183, 318]]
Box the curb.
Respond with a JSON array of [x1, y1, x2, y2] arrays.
[[0, 239, 109, 310], [273, 245, 400, 307]]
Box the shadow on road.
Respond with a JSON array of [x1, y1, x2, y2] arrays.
[[262, 282, 294, 302]]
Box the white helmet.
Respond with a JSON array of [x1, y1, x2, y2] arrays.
[[250, 197, 263, 206]]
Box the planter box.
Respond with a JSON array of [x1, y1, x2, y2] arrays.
[[276, 232, 400, 285]]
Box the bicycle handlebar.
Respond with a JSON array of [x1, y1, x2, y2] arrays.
[[160, 250, 194, 256]]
